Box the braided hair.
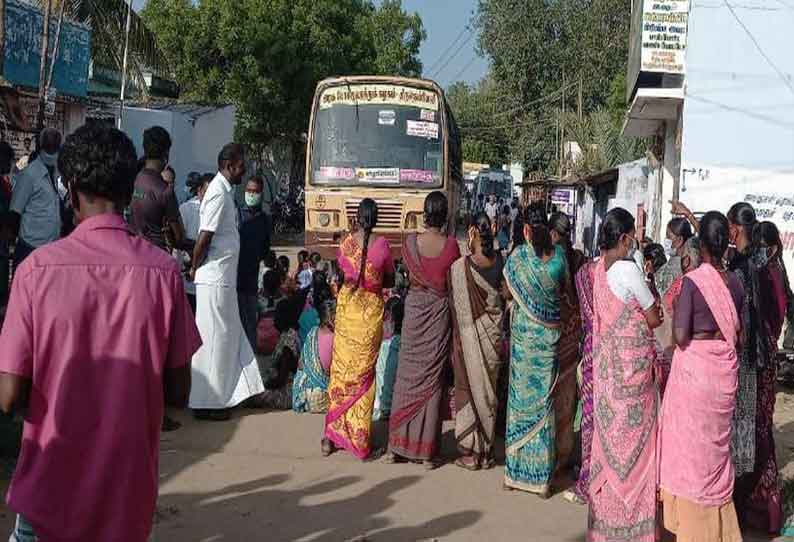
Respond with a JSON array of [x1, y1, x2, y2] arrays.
[[524, 202, 553, 258], [354, 198, 378, 291], [472, 212, 495, 259], [550, 211, 579, 302]]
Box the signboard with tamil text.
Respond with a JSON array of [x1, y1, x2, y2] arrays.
[[640, 0, 689, 74], [4, 0, 92, 97], [319, 84, 439, 111]]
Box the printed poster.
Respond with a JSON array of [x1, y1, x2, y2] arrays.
[[400, 169, 435, 183], [355, 168, 400, 183], [378, 110, 396, 126], [406, 120, 439, 139]]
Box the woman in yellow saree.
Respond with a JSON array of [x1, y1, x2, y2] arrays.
[[323, 199, 394, 459]]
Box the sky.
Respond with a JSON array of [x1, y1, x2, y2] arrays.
[[398, 0, 489, 88], [133, 0, 489, 88]]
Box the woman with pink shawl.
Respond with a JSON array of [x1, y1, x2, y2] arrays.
[[589, 208, 663, 542], [660, 211, 744, 542]]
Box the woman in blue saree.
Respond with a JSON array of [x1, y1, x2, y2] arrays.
[[503, 203, 565, 498], [293, 298, 336, 414]]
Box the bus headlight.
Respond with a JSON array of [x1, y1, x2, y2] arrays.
[[318, 213, 331, 227]]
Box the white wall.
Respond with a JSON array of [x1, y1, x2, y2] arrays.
[[120, 105, 237, 203], [192, 106, 236, 178], [678, 0, 794, 265]]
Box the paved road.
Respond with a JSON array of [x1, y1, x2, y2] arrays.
[[152, 408, 590, 542]]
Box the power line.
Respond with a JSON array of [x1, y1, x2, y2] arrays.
[[448, 55, 479, 84], [460, 113, 560, 134], [425, 25, 469, 75], [488, 80, 580, 120], [724, 0, 794, 97], [430, 32, 475, 79]]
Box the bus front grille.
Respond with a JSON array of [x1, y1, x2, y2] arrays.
[[345, 199, 404, 230]]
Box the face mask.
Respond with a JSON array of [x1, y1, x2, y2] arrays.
[[662, 238, 676, 257], [245, 192, 262, 208], [39, 151, 58, 168]]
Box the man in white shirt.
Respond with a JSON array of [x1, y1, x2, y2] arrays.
[[189, 144, 264, 420], [8, 129, 62, 269], [485, 195, 499, 223], [179, 173, 212, 313]]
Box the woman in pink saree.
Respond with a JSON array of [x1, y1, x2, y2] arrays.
[[660, 211, 744, 542], [323, 199, 394, 459], [589, 208, 663, 542]]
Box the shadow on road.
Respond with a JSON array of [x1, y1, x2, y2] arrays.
[[155, 472, 482, 541]]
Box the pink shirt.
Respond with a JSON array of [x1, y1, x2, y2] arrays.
[[0, 213, 201, 542]]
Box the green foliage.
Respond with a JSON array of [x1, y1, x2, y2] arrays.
[[49, 0, 166, 94], [447, 80, 509, 166], [476, 0, 636, 173], [142, 0, 425, 151], [561, 109, 646, 178]]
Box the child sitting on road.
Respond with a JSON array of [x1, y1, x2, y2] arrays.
[[372, 297, 404, 421]]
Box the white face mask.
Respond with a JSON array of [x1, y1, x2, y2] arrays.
[[662, 238, 676, 257], [39, 151, 58, 168], [244, 192, 262, 208]]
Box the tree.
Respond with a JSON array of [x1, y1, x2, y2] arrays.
[[142, 0, 426, 185], [560, 109, 646, 178], [365, 0, 425, 77], [447, 80, 509, 166], [38, 0, 165, 92], [476, 0, 634, 173]]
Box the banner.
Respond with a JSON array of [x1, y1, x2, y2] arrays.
[[640, 0, 689, 74], [4, 0, 92, 97], [319, 84, 439, 111]]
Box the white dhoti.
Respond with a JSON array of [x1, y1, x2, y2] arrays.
[[189, 283, 264, 409]]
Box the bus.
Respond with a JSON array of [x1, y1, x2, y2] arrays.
[[304, 76, 462, 258]]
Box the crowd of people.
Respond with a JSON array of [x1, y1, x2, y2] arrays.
[[0, 121, 789, 542], [256, 192, 789, 542]]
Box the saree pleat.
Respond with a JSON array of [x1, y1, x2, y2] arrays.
[[388, 235, 455, 461], [450, 256, 504, 465], [555, 280, 582, 474], [588, 259, 658, 542], [744, 260, 786, 533], [503, 244, 564, 494], [573, 261, 596, 502], [324, 285, 383, 458]]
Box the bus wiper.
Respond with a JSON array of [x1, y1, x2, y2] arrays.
[[345, 81, 360, 131]]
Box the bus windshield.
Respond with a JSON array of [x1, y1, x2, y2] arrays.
[[310, 83, 444, 188]]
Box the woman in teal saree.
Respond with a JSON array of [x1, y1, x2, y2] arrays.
[[503, 204, 565, 497]]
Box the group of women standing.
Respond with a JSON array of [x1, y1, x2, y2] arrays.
[[320, 191, 789, 542]]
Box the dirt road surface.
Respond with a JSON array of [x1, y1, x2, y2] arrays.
[[0, 389, 790, 541]]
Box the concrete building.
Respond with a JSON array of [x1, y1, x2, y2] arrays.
[[119, 104, 237, 202], [623, 0, 794, 265], [1, 0, 92, 155]]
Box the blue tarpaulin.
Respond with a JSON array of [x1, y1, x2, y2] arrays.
[[3, 0, 92, 98]]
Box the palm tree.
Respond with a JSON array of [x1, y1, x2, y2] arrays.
[[35, 0, 164, 98], [33, 0, 164, 132], [560, 109, 647, 179], [61, 0, 165, 92]]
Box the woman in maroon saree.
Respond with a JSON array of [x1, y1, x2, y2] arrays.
[[744, 221, 790, 534], [388, 192, 460, 467]]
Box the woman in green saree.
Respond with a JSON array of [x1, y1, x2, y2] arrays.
[[503, 204, 565, 497]]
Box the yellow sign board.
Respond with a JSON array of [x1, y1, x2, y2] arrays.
[[319, 84, 439, 111]]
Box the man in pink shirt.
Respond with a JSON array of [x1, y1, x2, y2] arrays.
[[0, 124, 201, 542]]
